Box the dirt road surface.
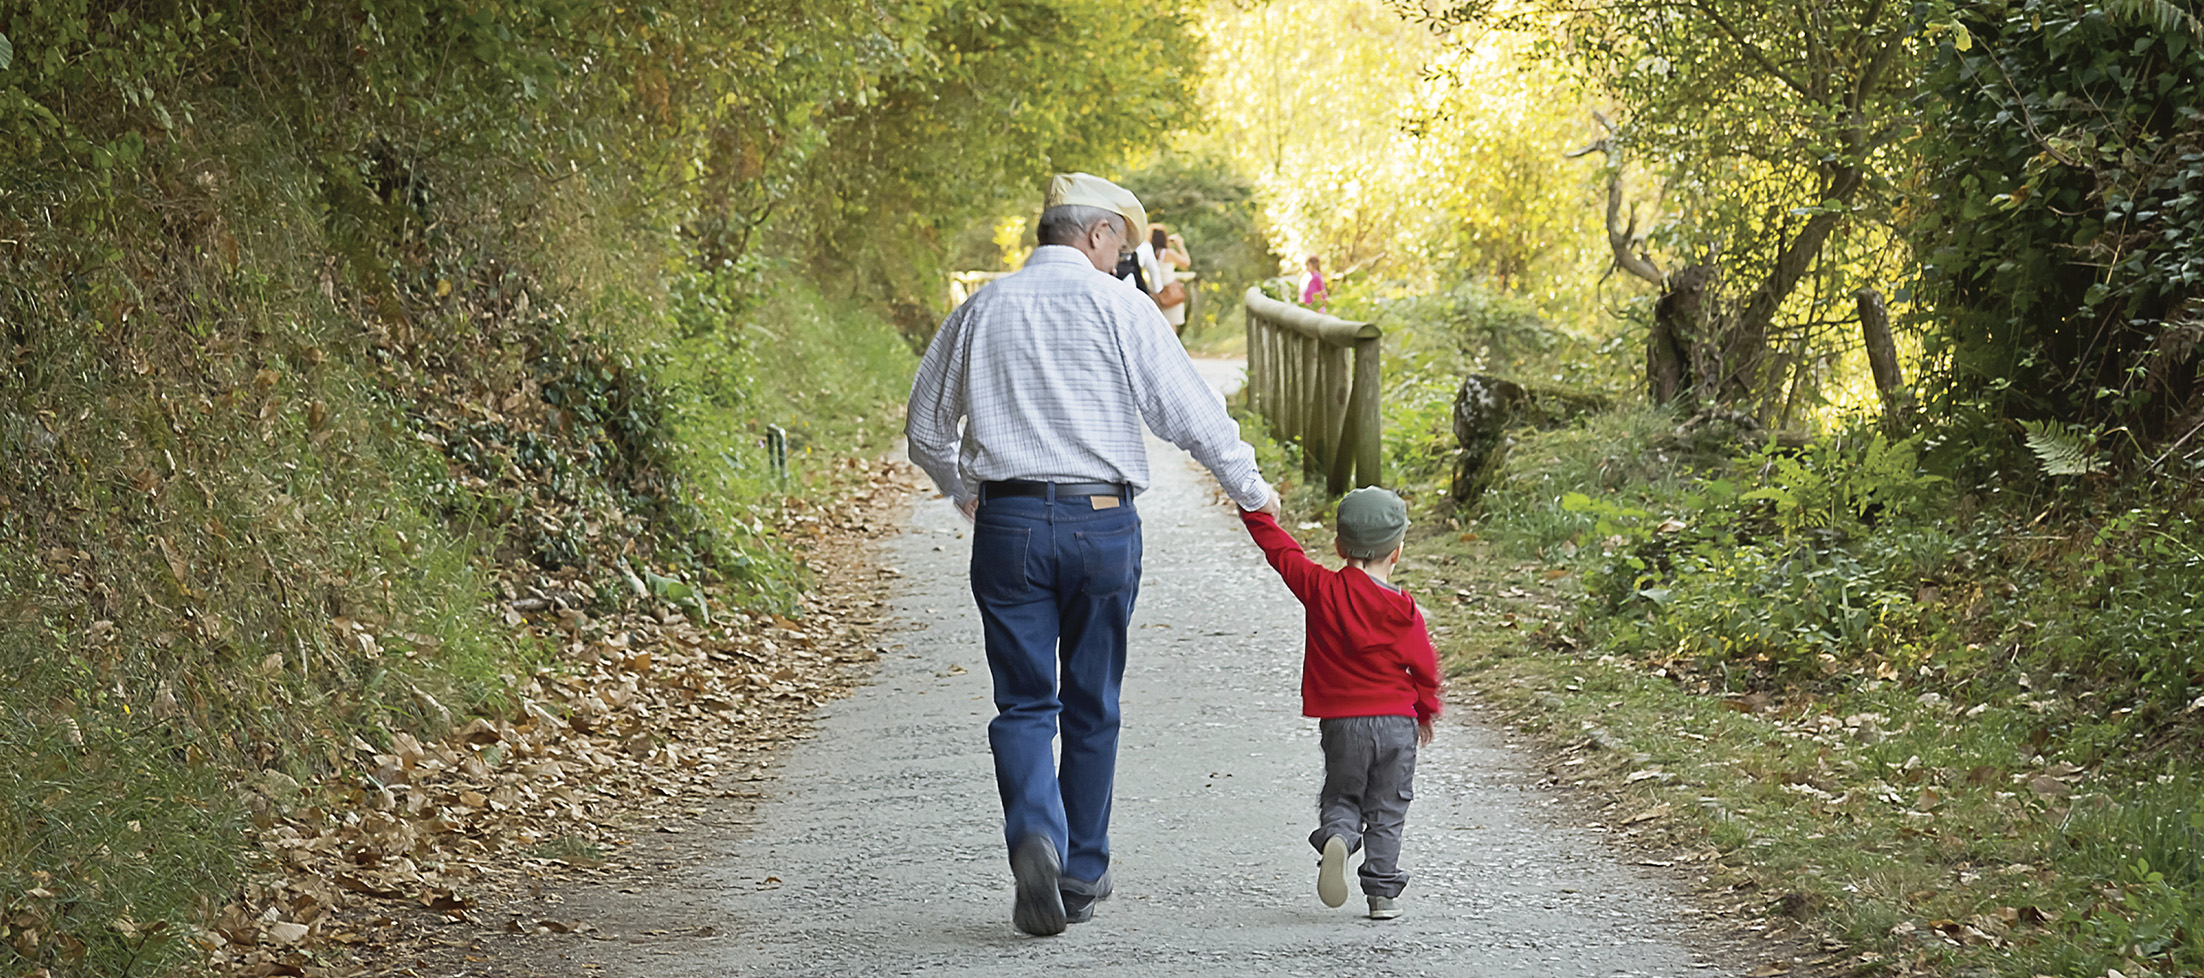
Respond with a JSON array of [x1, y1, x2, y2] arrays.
[[511, 359, 1740, 977]]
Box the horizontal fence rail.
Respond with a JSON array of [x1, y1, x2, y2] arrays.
[[1243, 287, 1382, 495]]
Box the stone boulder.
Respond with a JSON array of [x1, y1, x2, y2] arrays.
[[1450, 375, 1611, 507]]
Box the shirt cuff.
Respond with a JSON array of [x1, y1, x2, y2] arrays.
[[1231, 478, 1273, 512]]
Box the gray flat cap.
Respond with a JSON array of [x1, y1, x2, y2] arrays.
[[1336, 486, 1408, 559]]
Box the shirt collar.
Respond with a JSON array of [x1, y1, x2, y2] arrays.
[[1028, 245, 1101, 269]]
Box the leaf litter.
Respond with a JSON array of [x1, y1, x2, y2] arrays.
[[202, 456, 921, 978]]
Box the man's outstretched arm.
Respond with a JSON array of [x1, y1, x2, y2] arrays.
[[1117, 298, 1273, 510]]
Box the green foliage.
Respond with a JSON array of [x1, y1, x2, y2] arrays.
[[1115, 151, 1279, 338], [1327, 279, 1634, 495], [1482, 416, 1955, 675], [1475, 408, 1702, 556], [2018, 419, 2109, 476], [0, 683, 236, 978], [655, 272, 916, 608], [1737, 433, 1946, 537], [2059, 784, 2204, 975], [1193, 1, 1607, 304], [1417, 0, 1921, 416], [0, 0, 1158, 972], [788, 0, 1204, 326], [1916, 0, 2204, 452]]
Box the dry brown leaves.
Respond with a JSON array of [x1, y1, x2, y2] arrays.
[[202, 456, 921, 978]]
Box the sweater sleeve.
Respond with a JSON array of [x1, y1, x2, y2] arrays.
[[1401, 603, 1444, 722], [1239, 509, 1328, 604]]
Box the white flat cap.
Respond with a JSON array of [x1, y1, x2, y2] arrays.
[[1045, 173, 1147, 245]]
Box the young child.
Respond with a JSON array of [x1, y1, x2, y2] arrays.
[[1241, 486, 1441, 920]]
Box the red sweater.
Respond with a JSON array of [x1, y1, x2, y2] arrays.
[[1241, 510, 1443, 722]]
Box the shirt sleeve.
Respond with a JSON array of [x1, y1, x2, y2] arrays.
[[1118, 294, 1273, 509], [1240, 509, 1327, 605], [1400, 604, 1443, 722], [905, 308, 972, 504]]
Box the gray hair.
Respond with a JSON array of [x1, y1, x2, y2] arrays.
[[1037, 205, 1124, 246]]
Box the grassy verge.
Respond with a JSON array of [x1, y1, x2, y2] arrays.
[[1235, 354, 2204, 977], [1398, 408, 2204, 978], [0, 119, 916, 976]]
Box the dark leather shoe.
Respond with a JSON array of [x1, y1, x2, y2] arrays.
[[1010, 836, 1066, 936], [1062, 868, 1113, 924]]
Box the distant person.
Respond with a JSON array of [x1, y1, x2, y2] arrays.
[[1299, 255, 1330, 310], [1239, 486, 1440, 920], [1114, 220, 1166, 300], [907, 172, 1281, 937], [1150, 224, 1192, 336]]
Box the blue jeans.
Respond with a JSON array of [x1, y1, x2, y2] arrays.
[[970, 490, 1142, 885]]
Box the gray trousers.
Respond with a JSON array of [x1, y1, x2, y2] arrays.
[[1309, 715, 1418, 898]]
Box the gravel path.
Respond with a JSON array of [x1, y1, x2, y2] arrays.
[[546, 359, 1736, 977]]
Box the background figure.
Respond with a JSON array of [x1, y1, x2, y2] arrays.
[[1300, 255, 1329, 310], [1117, 223, 1167, 300], [1151, 225, 1193, 337]]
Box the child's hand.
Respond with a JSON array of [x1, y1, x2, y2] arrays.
[[1417, 720, 1435, 747]]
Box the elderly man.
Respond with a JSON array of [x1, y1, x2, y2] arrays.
[[907, 173, 1280, 936]]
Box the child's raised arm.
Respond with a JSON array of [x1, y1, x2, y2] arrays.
[[1240, 508, 1329, 603]]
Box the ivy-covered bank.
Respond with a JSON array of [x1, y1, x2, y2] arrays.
[[0, 1, 1203, 974]]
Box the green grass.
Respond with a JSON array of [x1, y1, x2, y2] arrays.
[[0, 115, 920, 978], [652, 273, 918, 608], [1409, 409, 2204, 977]]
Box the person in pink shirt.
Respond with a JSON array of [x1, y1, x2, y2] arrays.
[[1299, 255, 1330, 310]]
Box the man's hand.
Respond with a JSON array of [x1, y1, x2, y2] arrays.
[[958, 497, 979, 523], [1417, 720, 1435, 747], [1250, 492, 1282, 518]]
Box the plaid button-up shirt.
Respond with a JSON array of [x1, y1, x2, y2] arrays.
[[906, 246, 1272, 510]]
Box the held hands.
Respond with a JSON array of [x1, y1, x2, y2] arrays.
[[1246, 491, 1283, 518]]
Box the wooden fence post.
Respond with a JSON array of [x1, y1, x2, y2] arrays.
[[1244, 300, 1261, 418], [1351, 335, 1381, 488], [1238, 287, 1383, 493]]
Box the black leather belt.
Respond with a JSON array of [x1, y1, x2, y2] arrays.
[[979, 480, 1129, 501]]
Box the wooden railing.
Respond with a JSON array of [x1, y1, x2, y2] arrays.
[[1243, 287, 1382, 494]]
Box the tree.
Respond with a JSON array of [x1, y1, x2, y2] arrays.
[[787, 0, 1206, 328], [1914, 0, 2204, 461], [1417, 0, 1919, 416]]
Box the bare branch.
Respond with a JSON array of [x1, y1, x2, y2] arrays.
[[1568, 126, 1667, 287], [1564, 138, 1608, 159]]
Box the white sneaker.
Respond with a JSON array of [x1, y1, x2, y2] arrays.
[[1316, 836, 1349, 908], [1367, 894, 1402, 920]]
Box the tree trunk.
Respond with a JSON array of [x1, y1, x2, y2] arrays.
[[1713, 165, 1865, 405], [1650, 264, 1713, 407], [1857, 286, 1911, 428]]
